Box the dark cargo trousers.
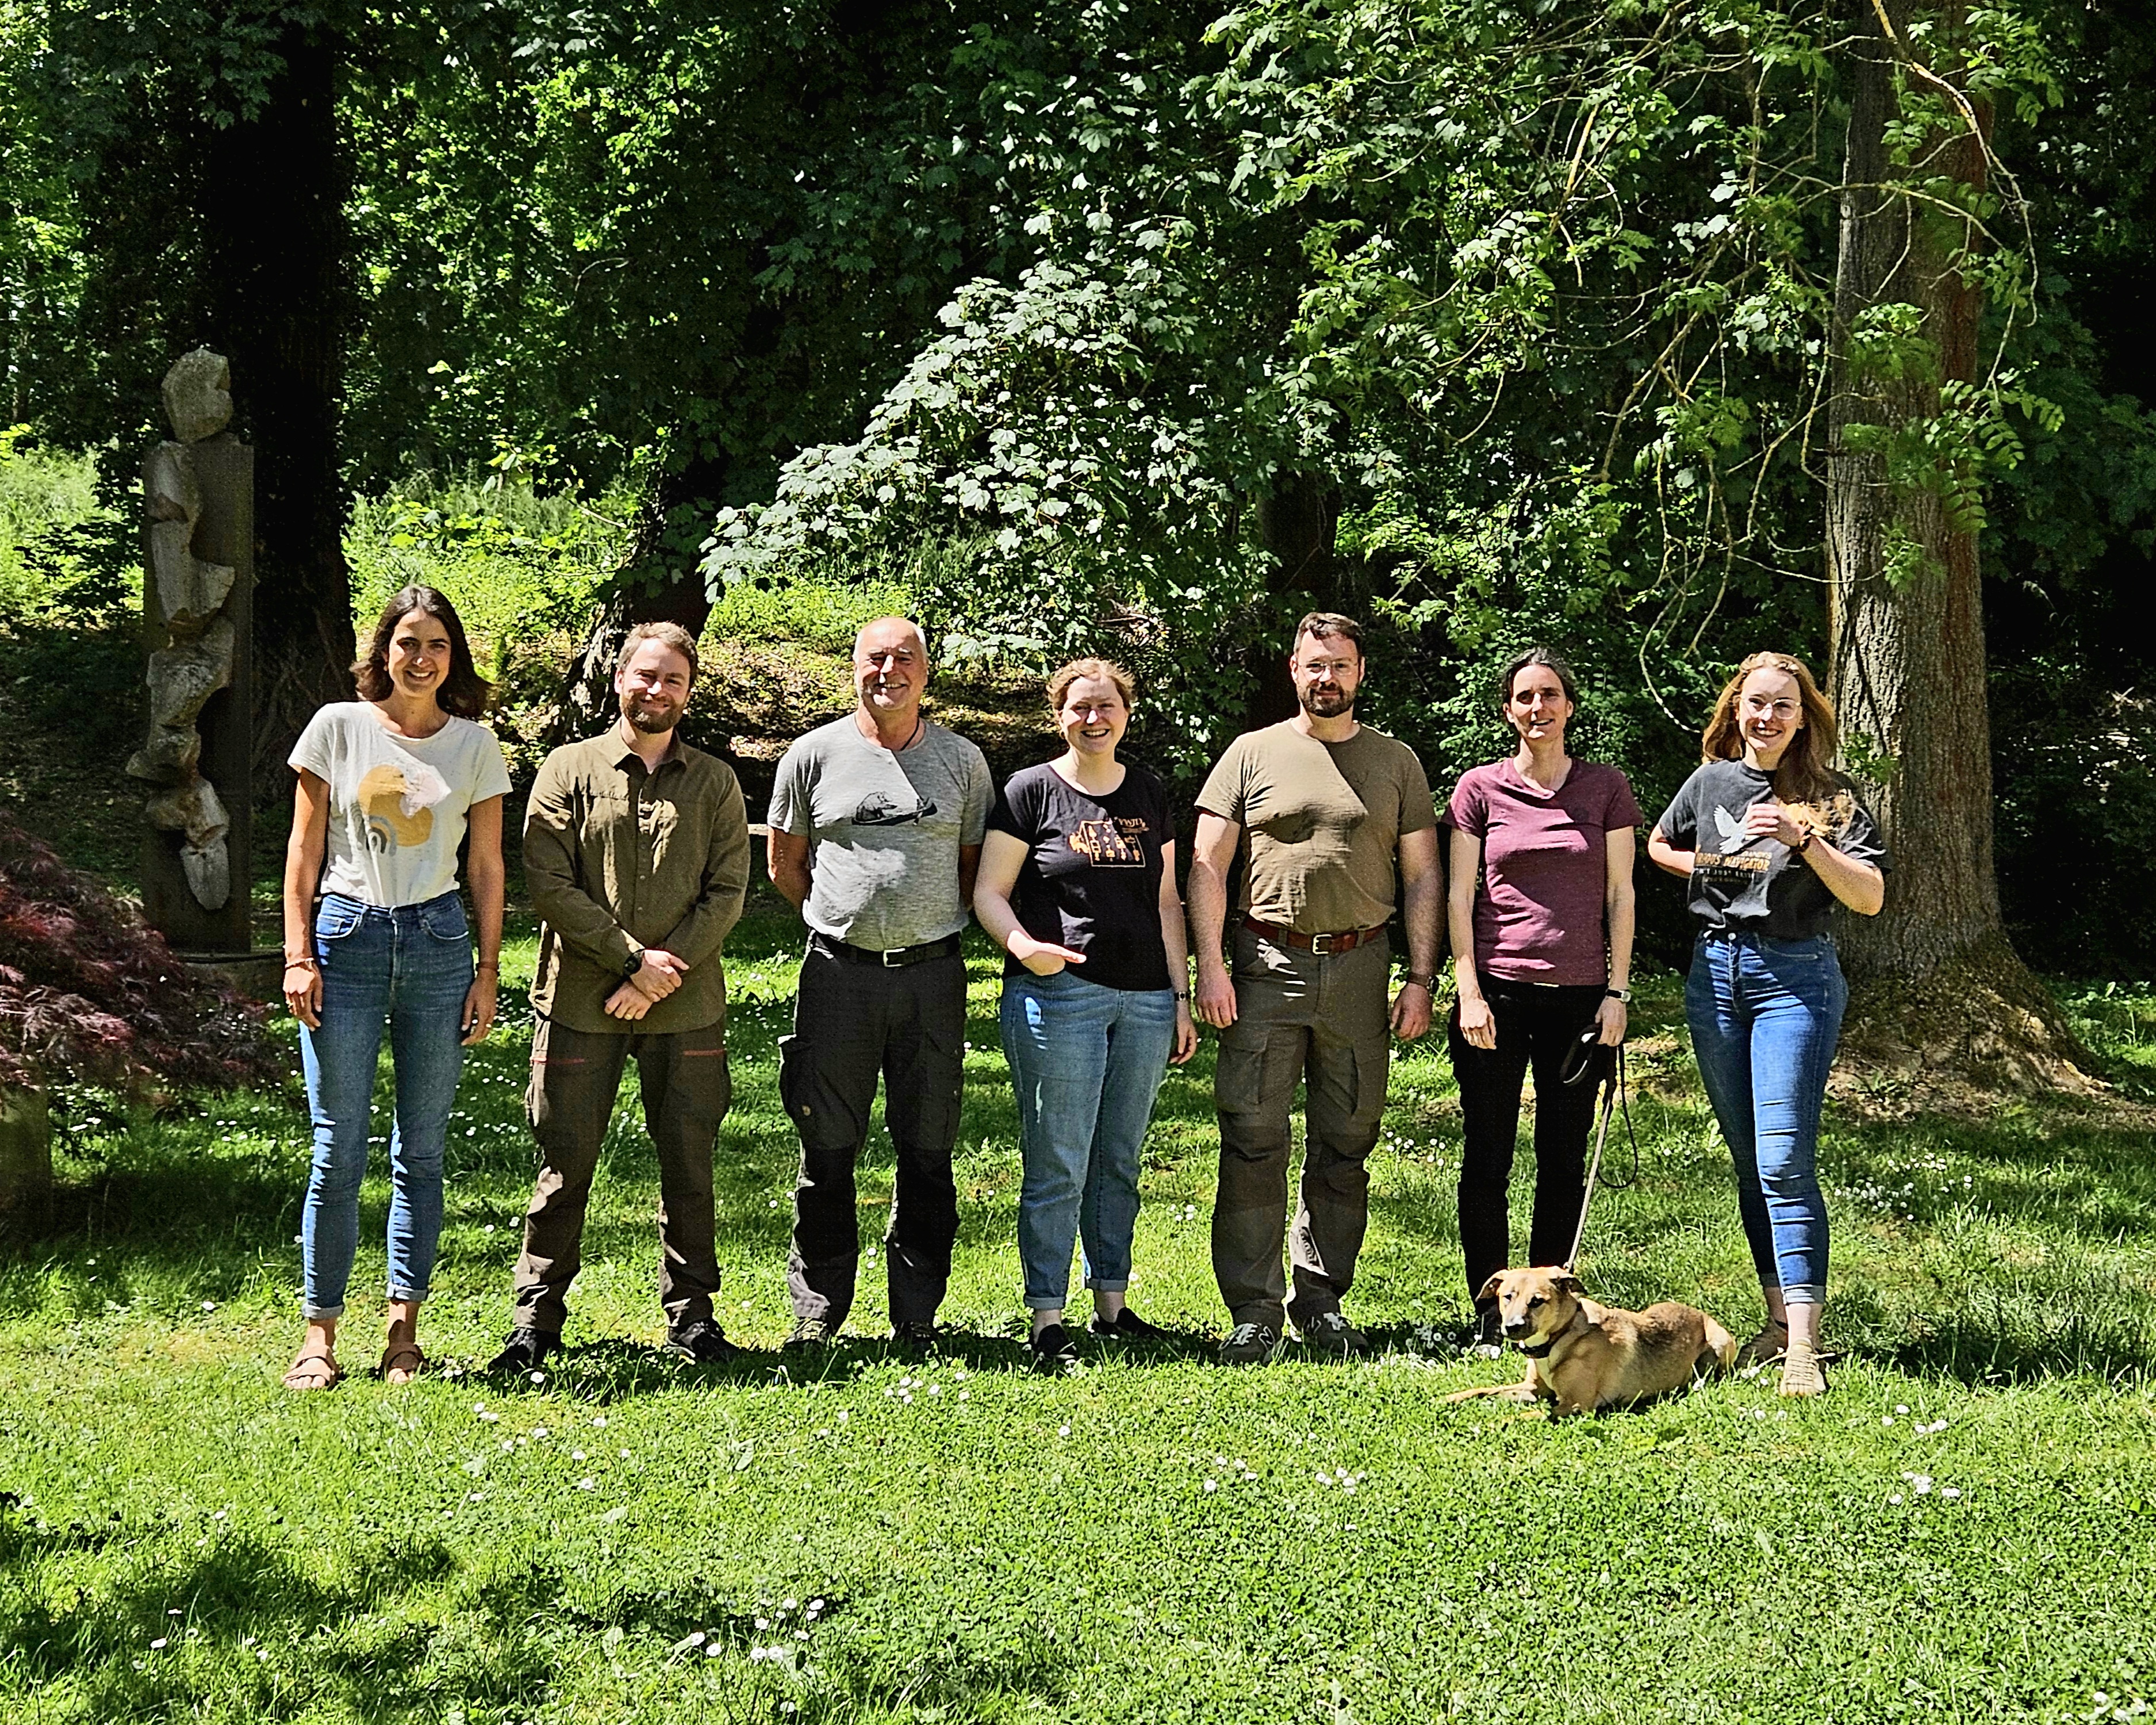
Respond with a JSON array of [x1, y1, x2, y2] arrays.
[[781, 936, 966, 1329], [1212, 927, 1392, 1331], [513, 1015, 730, 1336]]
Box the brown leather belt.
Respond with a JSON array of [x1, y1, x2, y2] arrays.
[[1242, 916, 1388, 955]]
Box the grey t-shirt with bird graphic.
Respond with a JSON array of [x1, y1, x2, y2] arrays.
[[1656, 760, 1887, 940]]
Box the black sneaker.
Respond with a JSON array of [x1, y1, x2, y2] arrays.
[[486, 1327, 558, 1374], [1088, 1308, 1169, 1340], [1295, 1310, 1371, 1357], [1218, 1321, 1280, 1366], [1029, 1322, 1079, 1373], [663, 1318, 737, 1363], [891, 1320, 939, 1354], [783, 1316, 839, 1352]]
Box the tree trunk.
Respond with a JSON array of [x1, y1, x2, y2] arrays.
[[0, 1086, 51, 1216], [199, 21, 356, 786], [557, 458, 728, 742], [1243, 471, 1342, 726], [1824, 0, 2094, 1092]]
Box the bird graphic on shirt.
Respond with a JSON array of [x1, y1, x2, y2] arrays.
[[1712, 803, 1762, 852]]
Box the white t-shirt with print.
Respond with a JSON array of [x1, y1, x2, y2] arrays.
[[289, 703, 512, 907]]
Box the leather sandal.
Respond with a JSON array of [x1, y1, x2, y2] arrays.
[[281, 1351, 344, 1392], [379, 1343, 427, 1385]]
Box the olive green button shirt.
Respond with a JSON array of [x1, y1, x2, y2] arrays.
[[525, 730, 750, 1036]]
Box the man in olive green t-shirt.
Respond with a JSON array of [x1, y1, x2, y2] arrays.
[[1190, 613, 1442, 1363]]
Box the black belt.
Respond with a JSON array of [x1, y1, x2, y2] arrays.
[[811, 930, 962, 969], [1242, 916, 1388, 955]]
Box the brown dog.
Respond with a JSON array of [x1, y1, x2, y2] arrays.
[[1443, 1266, 1736, 1416]]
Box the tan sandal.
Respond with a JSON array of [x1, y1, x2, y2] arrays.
[[282, 1351, 344, 1392], [379, 1343, 427, 1385], [1778, 1337, 1829, 1398]]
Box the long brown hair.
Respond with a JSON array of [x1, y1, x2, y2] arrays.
[[1701, 651, 1852, 835], [352, 585, 493, 718]]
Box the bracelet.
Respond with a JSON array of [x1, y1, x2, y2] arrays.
[[283, 954, 317, 969], [1171, 990, 1189, 1002], [475, 961, 500, 973]]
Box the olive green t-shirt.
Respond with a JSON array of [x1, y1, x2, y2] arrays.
[[1196, 721, 1437, 933]]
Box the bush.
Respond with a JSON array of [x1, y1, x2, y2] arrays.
[[0, 811, 284, 1096]]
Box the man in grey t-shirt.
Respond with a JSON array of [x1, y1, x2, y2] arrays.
[[768, 616, 992, 1346]]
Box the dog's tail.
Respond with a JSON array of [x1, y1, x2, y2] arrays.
[[1699, 1315, 1738, 1375]]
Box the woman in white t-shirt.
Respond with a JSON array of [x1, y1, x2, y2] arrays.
[[279, 585, 511, 1390]]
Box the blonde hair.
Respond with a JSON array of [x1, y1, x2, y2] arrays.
[[1701, 651, 1854, 837], [1046, 657, 1137, 720]]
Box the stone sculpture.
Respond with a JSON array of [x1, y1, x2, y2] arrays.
[[128, 350, 254, 948]]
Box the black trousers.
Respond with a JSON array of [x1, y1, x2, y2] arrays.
[[1448, 980, 1605, 1302], [780, 938, 966, 1328]]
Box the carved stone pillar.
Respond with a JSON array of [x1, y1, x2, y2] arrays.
[[129, 349, 258, 956]]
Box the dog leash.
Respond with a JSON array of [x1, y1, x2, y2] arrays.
[[1562, 1042, 1641, 1273]]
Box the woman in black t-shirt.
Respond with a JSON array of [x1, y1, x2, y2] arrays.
[[974, 658, 1198, 1371], [1648, 651, 1886, 1397]]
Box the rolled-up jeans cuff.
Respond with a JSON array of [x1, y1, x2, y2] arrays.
[[302, 1300, 347, 1321], [1779, 1283, 1825, 1306], [386, 1286, 429, 1305], [1024, 1295, 1067, 1312], [1084, 1276, 1129, 1293]]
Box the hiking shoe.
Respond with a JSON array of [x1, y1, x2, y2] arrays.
[[1088, 1308, 1168, 1340], [891, 1320, 940, 1354], [663, 1318, 738, 1364], [1736, 1320, 1789, 1370], [1778, 1337, 1829, 1398], [783, 1316, 839, 1352], [1029, 1322, 1079, 1373], [486, 1327, 558, 1374], [1295, 1310, 1371, 1357], [1218, 1321, 1280, 1366]]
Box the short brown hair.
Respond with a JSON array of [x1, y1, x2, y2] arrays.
[[1046, 657, 1137, 719], [1293, 611, 1364, 658], [617, 621, 699, 682]]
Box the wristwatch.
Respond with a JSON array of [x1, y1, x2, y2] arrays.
[[622, 947, 645, 980], [1406, 971, 1440, 992], [1605, 986, 1632, 1003]]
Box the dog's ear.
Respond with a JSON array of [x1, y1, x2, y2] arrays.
[[1551, 1271, 1585, 1297], [1476, 1272, 1508, 1305]]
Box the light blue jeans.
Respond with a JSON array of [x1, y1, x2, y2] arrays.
[[999, 970, 1176, 1310], [1685, 930, 1847, 1305], [299, 890, 473, 1318]]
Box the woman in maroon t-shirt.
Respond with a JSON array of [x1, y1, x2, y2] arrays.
[[1446, 648, 1641, 1342]]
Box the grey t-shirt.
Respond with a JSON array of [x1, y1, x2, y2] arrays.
[[1655, 760, 1888, 940], [769, 715, 993, 949]]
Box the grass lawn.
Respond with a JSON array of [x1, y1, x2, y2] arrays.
[[5, 889, 2156, 1724]]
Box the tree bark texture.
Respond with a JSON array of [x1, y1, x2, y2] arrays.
[[198, 22, 357, 785], [1823, 1, 2094, 1090], [0, 1086, 52, 1215], [1825, 0, 2001, 982], [1243, 471, 1343, 727]]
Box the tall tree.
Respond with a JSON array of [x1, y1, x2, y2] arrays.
[[1824, 0, 2092, 1083]]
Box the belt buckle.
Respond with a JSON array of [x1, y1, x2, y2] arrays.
[[1309, 931, 1341, 955], [881, 946, 907, 968]]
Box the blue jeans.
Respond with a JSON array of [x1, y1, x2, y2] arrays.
[[1000, 971, 1176, 1310], [1685, 930, 1847, 1305], [299, 891, 473, 1318]]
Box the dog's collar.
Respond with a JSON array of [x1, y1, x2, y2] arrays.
[[1516, 1337, 1556, 1359]]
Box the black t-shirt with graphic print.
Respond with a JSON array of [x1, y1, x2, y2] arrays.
[[1656, 760, 1889, 940], [989, 758, 1175, 991]]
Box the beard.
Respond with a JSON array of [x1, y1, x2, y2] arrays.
[[625, 695, 682, 734], [1299, 684, 1355, 719]]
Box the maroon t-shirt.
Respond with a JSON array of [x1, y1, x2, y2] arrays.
[[1448, 759, 1643, 986]]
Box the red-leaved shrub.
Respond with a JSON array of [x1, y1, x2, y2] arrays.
[[0, 811, 284, 1095]]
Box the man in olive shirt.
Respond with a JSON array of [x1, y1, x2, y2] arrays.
[[1190, 612, 1442, 1364], [489, 622, 751, 1371]]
